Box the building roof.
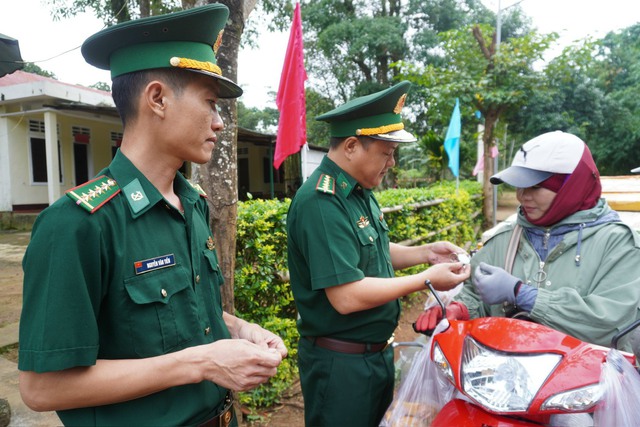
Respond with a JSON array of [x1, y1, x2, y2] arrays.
[[0, 70, 114, 107], [0, 70, 109, 95]]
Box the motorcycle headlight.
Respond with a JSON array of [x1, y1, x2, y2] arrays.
[[462, 336, 562, 412], [433, 342, 454, 384], [541, 384, 601, 412]]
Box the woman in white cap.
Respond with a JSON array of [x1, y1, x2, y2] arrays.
[[415, 130, 640, 353]]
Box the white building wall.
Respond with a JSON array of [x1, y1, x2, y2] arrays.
[[303, 147, 326, 181], [0, 111, 12, 211]]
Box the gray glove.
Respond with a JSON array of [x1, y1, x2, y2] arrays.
[[473, 262, 521, 305]]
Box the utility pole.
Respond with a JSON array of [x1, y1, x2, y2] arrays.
[[491, 0, 525, 226]]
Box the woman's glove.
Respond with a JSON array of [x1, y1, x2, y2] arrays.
[[473, 262, 522, 305], [413, 301, 469, 336]]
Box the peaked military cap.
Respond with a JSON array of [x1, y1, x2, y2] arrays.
[[316, 81, 417, 143], [81, 4, 242, 98]]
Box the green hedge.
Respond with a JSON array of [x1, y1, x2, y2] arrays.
[[233, 180, 482, 410]]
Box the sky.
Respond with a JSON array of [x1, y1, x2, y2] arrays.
[[1, 0, 639, 109]]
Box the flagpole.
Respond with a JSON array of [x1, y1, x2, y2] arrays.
[[301, 143, 309, 182]]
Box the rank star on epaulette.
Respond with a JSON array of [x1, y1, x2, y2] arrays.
[[66, 175, 120, 213], [189, 180, 208, 198], [316, 174, 335, 195]]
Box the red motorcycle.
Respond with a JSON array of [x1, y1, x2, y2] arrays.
[[385, 282, 640, 427]]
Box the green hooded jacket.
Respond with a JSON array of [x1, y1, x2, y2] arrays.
[[457, 199, 640, 353]]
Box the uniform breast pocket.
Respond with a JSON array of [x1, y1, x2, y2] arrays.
[[202, 250, 225, 314], [124, 266, 200, 356], [356, 226, 380, 276]]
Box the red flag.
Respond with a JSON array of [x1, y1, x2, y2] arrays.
[[274, 2, 307, 169]]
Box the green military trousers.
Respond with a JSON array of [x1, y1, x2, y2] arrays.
[[298, 337, 395, 427]]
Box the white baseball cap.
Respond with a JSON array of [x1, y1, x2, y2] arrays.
[[490, 131, 585, 188]]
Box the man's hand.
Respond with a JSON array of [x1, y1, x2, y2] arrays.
[[413, 301, 469, 335], [197, 339, 284, 392], [224, 313, 288, 359], [426, 241, 468, 265], [425, 262, 470, 291], [473, 262, 521, 305], [237, 322, 288, 359]]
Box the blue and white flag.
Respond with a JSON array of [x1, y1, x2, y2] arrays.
[[444, 98, 461, 178]]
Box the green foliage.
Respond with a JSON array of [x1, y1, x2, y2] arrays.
[[22, 62, 57, 79], [376, 180, 483, 249], [397, 23, 555, 181], [90, 81, 112, 91], [238, 101, 279, 133], [235, 199, 297, 410], [235, 199, 295, 321], [301, 0, 413, 102], [46, 0, 181, 23], [237, 316, 299, 409], [507, 24, 640, 175], [305, 89, 334, 147]]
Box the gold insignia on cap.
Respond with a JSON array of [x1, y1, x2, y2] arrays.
[[169, 56, 222, 76], [213, 30, 224, 55], [356, 122, 404, 136], [393, 93, 407, 114], [357, 216, 370, 228]]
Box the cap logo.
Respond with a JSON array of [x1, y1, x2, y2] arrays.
[[520, 146, 527, 161], [393, 93, 407, 114], [213, 29, 224, 55]]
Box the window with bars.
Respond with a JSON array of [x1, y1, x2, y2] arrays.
[[28, 120, 62, 184], [111, 131, 123, 158]]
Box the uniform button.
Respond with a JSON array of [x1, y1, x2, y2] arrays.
[[195, 275, 200, 284], [369, 236, 374, 242], [204, 327, 211, 335], [161, 289, 168, 298]]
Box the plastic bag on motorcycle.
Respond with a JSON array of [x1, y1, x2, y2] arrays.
[[594, 349, 640, 426], [380, 321, 454, 427]]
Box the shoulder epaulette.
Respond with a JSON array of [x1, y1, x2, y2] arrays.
[[189, 181, 208, 198], [316, 174, 336, 195], [66, 175, 120, 214]]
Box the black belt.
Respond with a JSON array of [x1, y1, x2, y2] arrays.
[[198, 392, 234, 427], [307, 336, 394, 354]]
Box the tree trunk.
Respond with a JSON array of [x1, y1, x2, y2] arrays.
[[191, 0, 246, 314], [481, 111, 498, 230]]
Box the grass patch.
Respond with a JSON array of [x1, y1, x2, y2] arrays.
[[0, 343, 18, 363]]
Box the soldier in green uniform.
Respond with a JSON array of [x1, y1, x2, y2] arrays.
[[18, 5, 287, 427], [287, 81, 470, 426]]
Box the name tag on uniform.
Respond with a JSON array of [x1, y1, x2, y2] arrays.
[[134, 254, 176, 275]]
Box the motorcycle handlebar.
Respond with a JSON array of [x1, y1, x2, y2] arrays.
[[611, 318, 640, 349]]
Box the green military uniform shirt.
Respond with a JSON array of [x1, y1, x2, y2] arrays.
[[287, 155, 399, 342], [19, 150, 231, 426]]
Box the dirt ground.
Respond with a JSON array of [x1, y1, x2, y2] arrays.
[[0, 231, 29, 330]]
